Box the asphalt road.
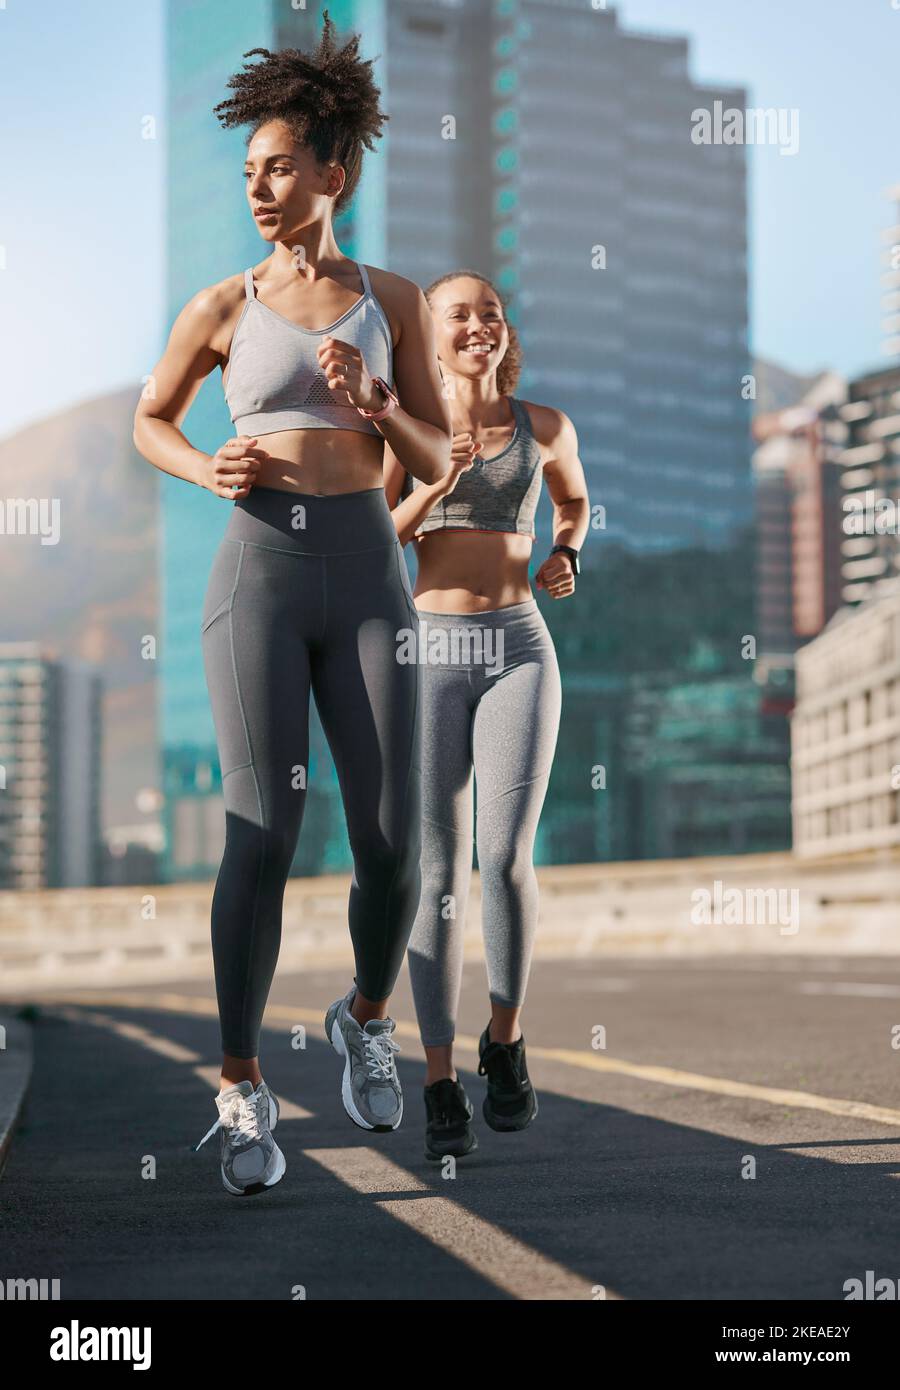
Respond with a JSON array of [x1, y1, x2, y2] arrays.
[[3, 954, 900, 1301]]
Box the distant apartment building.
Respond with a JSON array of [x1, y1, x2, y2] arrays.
[[791, 580, 900, 857], [754, 444, 794, 658], [0, 644, 102, 888], [839, 364, 900, 607], [0, 387, 161, 846], [752, 370, 847, 664]]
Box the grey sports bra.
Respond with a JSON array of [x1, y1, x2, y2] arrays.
[[404, 397, 543, 539], [223, 261, 394, 438]]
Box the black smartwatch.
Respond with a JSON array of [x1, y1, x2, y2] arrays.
[[550, 544, 580, 576]]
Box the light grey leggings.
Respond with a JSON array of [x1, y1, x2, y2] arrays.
[[406, 598, 562, 1047]]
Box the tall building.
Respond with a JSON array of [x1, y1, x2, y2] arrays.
[[791, 580, 900, 858], [383, 0, 753, 555], [161, 0, 752, 876], [752, 370, 847, 663], [839, 364, 900, 608], [791, 389, 847, 643], [0, 644, 103, 889], [754, 438, 795, 659]]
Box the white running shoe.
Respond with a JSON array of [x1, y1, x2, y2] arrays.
[[325, 988, 403, 1131], [195, 1079, 285, 1195]]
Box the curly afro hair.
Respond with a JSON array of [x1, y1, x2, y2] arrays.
[[424, 270, 523, 397], [213, 11, 388, 215]]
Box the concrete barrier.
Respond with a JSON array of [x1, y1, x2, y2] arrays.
[[0, 849, 897, 995]]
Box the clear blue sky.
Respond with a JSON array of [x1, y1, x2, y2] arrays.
[[1, 0, 898, 439]]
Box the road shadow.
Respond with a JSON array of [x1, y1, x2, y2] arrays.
[[2, 1000, 899, 1300]]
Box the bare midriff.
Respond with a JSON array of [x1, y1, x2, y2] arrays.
[[411, 529, 534, 614], [247, 426, 386, 495]]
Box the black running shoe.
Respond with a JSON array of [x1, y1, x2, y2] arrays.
[[423, 1077, 478, 1162], [477, 1023, 538, 1132]]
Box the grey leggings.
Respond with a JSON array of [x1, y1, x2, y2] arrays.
[[201, 485, 422, 1059], [406, 599, 562, 1047]]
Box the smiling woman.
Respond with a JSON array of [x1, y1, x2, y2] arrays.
[[382, 267, 589, 1160], [131, 12, 452, 1197]]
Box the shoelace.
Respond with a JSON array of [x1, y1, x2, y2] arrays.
[[431, 1081, 467, 1128], [195, 1089, 264, 1152], [478, 1042, 522, 1088], [363, 1031, 400, 1081]]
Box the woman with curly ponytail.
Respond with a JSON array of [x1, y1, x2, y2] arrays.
[[133, 12, 451, 1194], [384, 271, 589, 1161]]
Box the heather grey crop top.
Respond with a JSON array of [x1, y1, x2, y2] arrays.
[[404, 397, 543, 539], [223, 261, 394, 438]]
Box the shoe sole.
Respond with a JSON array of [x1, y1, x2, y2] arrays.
[[221, 1141, 286, 1196], [327, 1006, 402, 1132], [425, 1133, 478, 1162], [482, 1090, 539, 1133]]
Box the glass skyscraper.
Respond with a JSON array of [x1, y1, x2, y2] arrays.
[[382, 0, 752, 556]]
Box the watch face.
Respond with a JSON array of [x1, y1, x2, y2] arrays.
[[554, 546, 579, 574]]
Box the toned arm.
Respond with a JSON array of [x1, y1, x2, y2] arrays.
[[132, 282, 266, 498], [367, 270, 452, 487], [536, 406, 590, 551]]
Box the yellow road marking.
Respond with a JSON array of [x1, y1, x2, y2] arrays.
[[528, 1045, 900, 1128], [37, 989, 900, 1129]]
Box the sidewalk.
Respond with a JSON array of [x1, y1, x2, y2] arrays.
[[0, 1012, 33, 1179]]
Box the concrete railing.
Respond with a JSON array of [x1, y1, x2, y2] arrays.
[[0, 849, 898, 995]]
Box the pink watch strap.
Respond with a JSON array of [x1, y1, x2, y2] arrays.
[[357, 377, 398, 422]]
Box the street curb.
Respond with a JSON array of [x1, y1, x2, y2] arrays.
[[0, 1012, 33, 1180]]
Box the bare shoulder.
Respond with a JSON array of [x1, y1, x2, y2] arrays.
[[173, 270, 246, 354], [517, 399, 578, 455], [364, 264, 423, 309], [364, 265, 428, 340]]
